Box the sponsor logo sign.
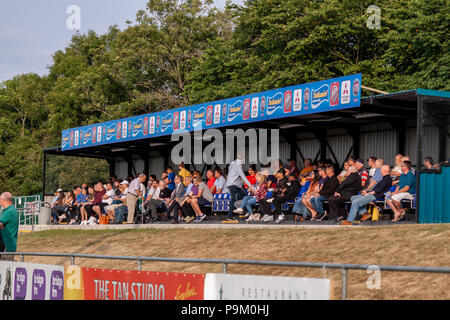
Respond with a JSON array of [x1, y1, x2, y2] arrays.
[[193, 107, 205, 128], [214, 104, 221, 124], [293, 89, 302, 111], [180, 111, 186, 130], [74, 130, 79, 146], [311, 84, 329, 109], [0, 262, 64, 300], [352, 79, 360, 102], [330, 82, 339, 106], [243, 99, 251, 120], [62, 132, 70, 149], [267, 92, 283, 115], [173, 112, 179, 131], [122, 121, 127, 139], [303, 88, 310, 110], [341, 80, 351, 104], [132, 119, 143, 137], [227, 100, 242, 122], [204, 273, 331, 300], [143, 117, 149, 135], [222, 104, 227, 122], [284, 90, 292, 113], [149, 116, 155, 134], [64, 266, 205, 301], [206, 105, 213, 126], [161, 114, 173, 133], [260, 96, 266, 116], [251, 97, 259, 118]]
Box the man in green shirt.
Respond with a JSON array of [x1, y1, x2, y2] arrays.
[[0, 192, 19, 261]]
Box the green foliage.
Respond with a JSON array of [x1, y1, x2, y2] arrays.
[[0, 0, 448, 195]]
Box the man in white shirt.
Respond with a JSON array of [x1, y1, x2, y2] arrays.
[[213, 168, 227, 194], [126, 173, 146, 224]]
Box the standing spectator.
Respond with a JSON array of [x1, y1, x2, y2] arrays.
[[244, 164, 258, 188], [166, 175, 186, 224], [0, 192, 19, 261], [367, 157, 377, 178], [355, 159, 369, 188], [225, 154, 254, 221], [234, 174, 268, 221], [126, 173, 147, 224], [212, 168, 227, 194], [342, 165, 393, 225], [327, 166, 361, 221], [206, 169, 216, 193], [178, 162, 191, 186], [386, 161, 416, 221], [287, 159, 300, 176]]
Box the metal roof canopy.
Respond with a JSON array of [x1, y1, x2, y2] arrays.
[[44, 88, 450, 160]]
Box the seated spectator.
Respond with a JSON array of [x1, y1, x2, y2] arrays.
[[233, 174, 268, 222], [166, 175, 186, 224], [265, 169, 277, 189], [88, 182, 107, 224], [51, 189, 64, 224], [392, 154, 404, 179], [274, 172, 301, 223], [166, 166, 176, 191], [179, 176, 196, 223], [342, 165, 392, 225], [386, 160, 416, 221], [58, 190, 75, 223], [105, 181, 128, 222], [143, 179, 159, 206], [287, 159, 300, 176], [300, 158, 314, 177], [292, 170, 322, 221], [423, 156, 439, 170], [355, 159, 369, 188], [75, 187, 89, 225], [212, 168, 227, 194], [206, 169, 216, 193], [347, 155, 356, 168], [145, 180, 171, 222], [364, 158, 384, 192], [308, 166, 339, 221], [327, 166, 361, 221], [337, 161, 350, 183], [178, 162, 191, 186], [113, 182, 129, 224], [244, 164, 257, 188], [185, 176, 214, 223], [80, 186, 96, 225], [367, 156, 377, 178], [92, 182, 113, 220]]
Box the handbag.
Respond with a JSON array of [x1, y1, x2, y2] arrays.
[[369, 204, 380, 221], [99, 214, 109, 225]]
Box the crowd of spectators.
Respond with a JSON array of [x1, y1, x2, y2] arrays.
[[50, 154, 443, 226]]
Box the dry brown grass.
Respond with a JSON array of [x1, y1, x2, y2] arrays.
[[17, 224, 450, 300]]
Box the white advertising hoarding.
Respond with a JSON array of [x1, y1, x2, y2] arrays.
[[204, 273, 331, 300]]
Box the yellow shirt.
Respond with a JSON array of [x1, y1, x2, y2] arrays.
[[178, 168, 191, 186]]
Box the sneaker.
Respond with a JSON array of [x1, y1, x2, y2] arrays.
[[245, 215, 254, 222], [88, 217, 97, 225], [253, 213, 261, 221], [266, 198, 274, 203], [193, 216, 201, 223], [262, 214, 274, 222], [233, 208, 244, 214], [360, 213, 372, 221], [185, 216, 195, 224], [198, 214, 207, 222], [336, 216, 345, 222], [275, 214, 286, 224], [341, 220, 353, 226], [226, 217, 237, 221], [318, 212, 328, 221]]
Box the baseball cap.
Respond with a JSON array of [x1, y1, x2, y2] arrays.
[[56, 188, 63, 192], [121, 180, 129, 185], [356, 159, 364, 165]]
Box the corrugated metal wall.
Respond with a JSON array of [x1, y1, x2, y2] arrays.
[[326, 129, 352, 166], [360, 123, 397, 166]]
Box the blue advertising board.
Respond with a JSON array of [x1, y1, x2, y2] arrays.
[[61, 73, 362, 151]]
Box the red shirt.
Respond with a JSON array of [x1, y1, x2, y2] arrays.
[[244, 175, 257, 188], [93, 190, 106, 205], [207, 177, 216, 193]]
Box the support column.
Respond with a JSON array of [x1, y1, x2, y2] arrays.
[[415, 96, 425, 223], [42, 151, 47, 201]]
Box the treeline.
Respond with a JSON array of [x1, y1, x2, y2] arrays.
[[0, 0, 448, 195]]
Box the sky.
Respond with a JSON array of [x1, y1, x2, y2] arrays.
[[0, 0, 245, 83]]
